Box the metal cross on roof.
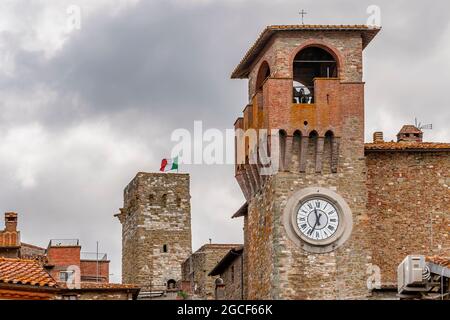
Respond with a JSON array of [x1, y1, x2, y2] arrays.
[[299, 10, 307, 25]]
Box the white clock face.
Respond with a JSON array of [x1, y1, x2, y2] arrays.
[[296, 198, 340, 241]]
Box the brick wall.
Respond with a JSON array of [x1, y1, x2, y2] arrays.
[[80, 260, 110, 283], [366, 150, 450, 285], [0, 212, 20, 248], [47, 246, 81, 281]]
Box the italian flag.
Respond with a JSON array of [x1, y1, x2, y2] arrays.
[[160, 156, 179, 172]]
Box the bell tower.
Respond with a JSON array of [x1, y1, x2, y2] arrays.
[[232, 25, 380, 299]]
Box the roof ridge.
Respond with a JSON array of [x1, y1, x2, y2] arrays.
[[0, 257, 40, 263]]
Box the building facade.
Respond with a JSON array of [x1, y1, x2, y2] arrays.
[[231, 25, 449, 300], [115, 172, 192, 298], [209, 246, 244, 300], [181, 243, 240, 299]]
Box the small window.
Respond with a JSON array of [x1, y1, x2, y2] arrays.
[[162, 244, 168, 253], [149, 194, 155, 203], [59, 270, 75, 282], [176, 197, 182, 207], [167, 279, 176, 290], [162, 194, 167, 207]]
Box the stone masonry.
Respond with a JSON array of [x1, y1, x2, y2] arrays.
[[232, 26, 378, 300], [231, 25, 449, 300], [365, 149, 450, 286], [116, 173, 192, 295], [181, 244, 240, 299]]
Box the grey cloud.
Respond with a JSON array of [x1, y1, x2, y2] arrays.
[[0, 0, 449, 282]]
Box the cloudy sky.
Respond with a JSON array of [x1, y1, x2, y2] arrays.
[[0, 0, 449, 282]]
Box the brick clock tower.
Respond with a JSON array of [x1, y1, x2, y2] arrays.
[[115, 173, 192, 297], [232, 25, 381, 299]]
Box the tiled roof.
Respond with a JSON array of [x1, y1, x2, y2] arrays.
[[427, 256, 450, 268], [0, 258, 57, 287], [232, 202, 248, 218], [231, 25, 381, 78], [365, 142, 450, 152], [398, 125, 422, 135]]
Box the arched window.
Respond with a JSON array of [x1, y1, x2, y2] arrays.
[[161, 194, 167, 207], [279, 130, 287, 171], [307, 131, 319, 172], [293, 47, 337, 104], [167, 279, 176, 290], [324, 131, 334, 174], [255, 61, 271, 92], [293, 130, 302, 171]]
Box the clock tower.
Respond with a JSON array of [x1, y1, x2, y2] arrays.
[[232, 25, 380, 299]]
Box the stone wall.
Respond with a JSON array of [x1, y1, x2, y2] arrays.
[[182, 244, 239, 299], [55, 291, 134, 300], [221, 254, 244, 300], [117, 173, 192, 293], [366, 150, 450, 285], [237, 29, 370, 300]]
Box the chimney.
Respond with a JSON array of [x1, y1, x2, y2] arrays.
[[4, 212, 18, 232], [373, 131, 384, 143]]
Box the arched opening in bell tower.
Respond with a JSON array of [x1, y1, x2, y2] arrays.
[[255, 61, 271, 92], [293, 46, 338, 104]]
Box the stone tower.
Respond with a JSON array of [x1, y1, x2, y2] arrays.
[[232, 25, 380, 299], [115, 172, 192, 296]]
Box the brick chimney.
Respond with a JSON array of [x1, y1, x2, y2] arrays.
[[397, 125, 423, 143], [373, 131, 384, 143], [0, 212, 20, 248], [4, 212, 18, 232]]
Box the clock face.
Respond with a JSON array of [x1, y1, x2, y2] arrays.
[[296, 198, 340, 241]]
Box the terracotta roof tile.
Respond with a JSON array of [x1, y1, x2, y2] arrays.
[[426, 256, 450, 268], [365, 142, 450, 152], [398, 125, 423, 135], [232, 25, 381, 78], [0, 258, 57, 287]]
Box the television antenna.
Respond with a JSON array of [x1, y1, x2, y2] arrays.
[[415, 118, 433, 131]]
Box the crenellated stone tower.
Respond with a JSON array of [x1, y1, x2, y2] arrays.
[[115, 172, 192, 297], [232, 25, 381, 299]]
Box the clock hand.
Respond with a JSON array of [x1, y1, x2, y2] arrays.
[[310, 211, 319, 234], [314, 208, 321, 227]]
